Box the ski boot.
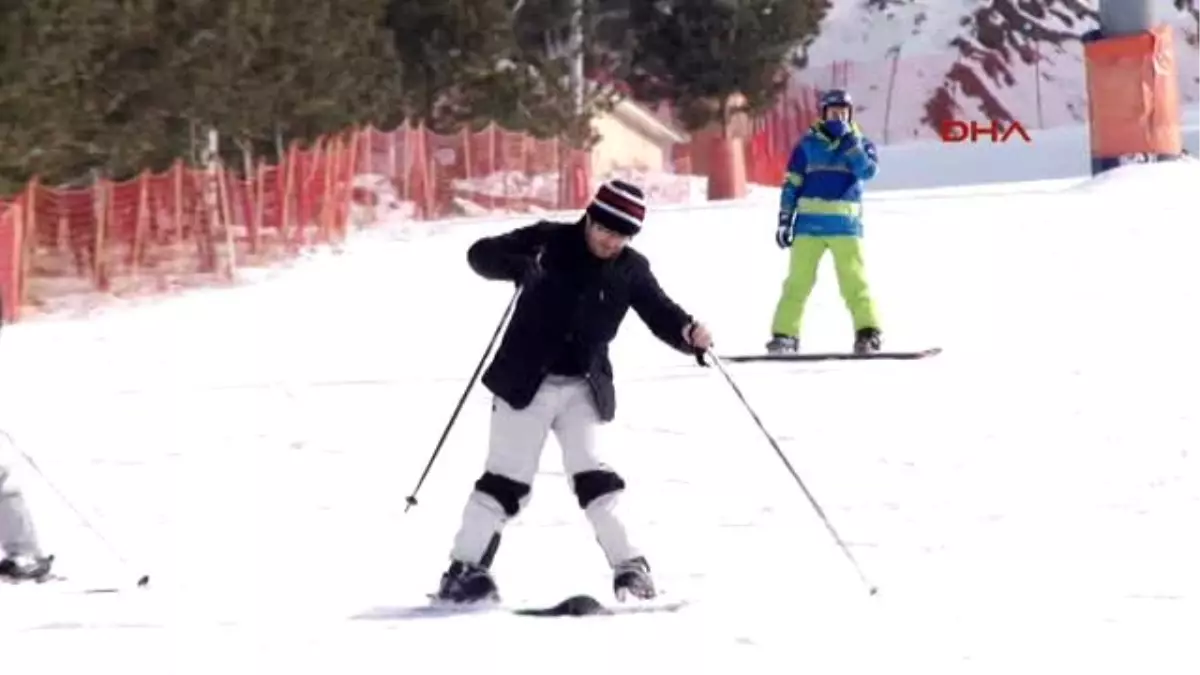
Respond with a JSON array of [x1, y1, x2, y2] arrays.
[[433, 559, 499, 604], [613, 556, 656, 601], [0, 554, 54, 583], [854, 327, 882, 355], [765, 334, 799, 355]]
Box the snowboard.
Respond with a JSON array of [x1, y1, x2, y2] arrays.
[[718, 347, 942, 363], [356, 593, 688, 621]]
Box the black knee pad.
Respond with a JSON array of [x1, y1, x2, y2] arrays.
[[572, 469, 625, 509], [474, 471, 531, 517]]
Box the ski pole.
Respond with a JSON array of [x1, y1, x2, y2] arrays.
[[0, 430, 150, 588], [404, 285, 522, 512], [704, 350, 879, 596]]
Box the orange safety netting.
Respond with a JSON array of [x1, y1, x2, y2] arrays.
[[0, 123, 591, 321], [4, 21, 1194, 321]]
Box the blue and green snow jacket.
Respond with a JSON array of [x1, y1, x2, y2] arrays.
[[780, 120, 879, 238]]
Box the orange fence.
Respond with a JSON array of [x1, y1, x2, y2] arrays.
[[0, 123, 591, 322], [5, 22, 1195, 321], [746, 21, 1199, 185]]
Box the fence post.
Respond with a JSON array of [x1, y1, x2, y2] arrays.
[[89, 177, 106, 290], [281, 141, 297, 252], [252, 160, 265, 254], [20, 180, 37, 307], [343, 131, 360, 237], [172, 161, 184, 246], [216, 159, 237, 278], [131, 172, 149, 277]]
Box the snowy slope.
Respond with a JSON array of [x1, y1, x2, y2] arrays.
[[870, 103, 1199, 188], [0, 158, 1197, 672], [804, 0, 983, 64], [797, 0, 1199, 142]]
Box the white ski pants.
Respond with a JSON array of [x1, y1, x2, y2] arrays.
[[449, 375, 639, 569], [0, 455, 43, 559]]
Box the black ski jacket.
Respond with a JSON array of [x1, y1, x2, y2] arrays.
[[467, 218, 696, 422]]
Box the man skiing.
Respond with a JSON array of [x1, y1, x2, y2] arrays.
[[766, 88, 883, 355], [435, 179, 713, 605], [0, 301, 54, 583], [0, 445, 54, 582]]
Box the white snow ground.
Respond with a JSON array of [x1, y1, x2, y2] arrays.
[[1, 159, 1198, 673]]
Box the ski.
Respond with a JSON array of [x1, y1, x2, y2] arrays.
[[357, 593, 688, 621], [0, 564, 148, 595], [719, 347, 942, 363], [0, 575, 134, 594]]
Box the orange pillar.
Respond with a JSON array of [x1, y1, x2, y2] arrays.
[[707, 135, 747, 201], [0, 203, 22, 323], [1082, 24, 1183, 174]]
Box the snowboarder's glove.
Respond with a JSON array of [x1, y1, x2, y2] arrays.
[[775, 211, 794, 249], [835, 133, 862, 156]]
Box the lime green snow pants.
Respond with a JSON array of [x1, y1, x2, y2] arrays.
[[770, 236, 879, 338]]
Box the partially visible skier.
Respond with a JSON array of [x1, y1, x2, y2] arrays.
[[0, 443, 54, 581], [766, 88, 883, 355], [0, 298, 54, 582]]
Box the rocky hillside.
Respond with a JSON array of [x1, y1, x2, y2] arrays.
[[790, 0, 1199, 143]]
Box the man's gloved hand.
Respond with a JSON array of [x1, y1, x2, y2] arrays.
[[512, 254, 543, 287], [683, 321, 714, 366], [775, 211, 795, 249]]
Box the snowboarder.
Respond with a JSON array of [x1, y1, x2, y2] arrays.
[[766, 88, 883, 355], [0, 448, 54, 582], [435, 179, 713, 604]]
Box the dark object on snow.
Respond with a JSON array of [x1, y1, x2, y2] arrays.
[[511, 594, 610, 617]]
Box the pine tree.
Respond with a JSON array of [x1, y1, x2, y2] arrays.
[[0, 0, 406, 191], [0, 0, 185, 188], [626, 0, 830, 132], [385, 0, 519, 132], [160, 0, 405, 166], [507, 0, 626, 145], [385, 0, 620, 144]]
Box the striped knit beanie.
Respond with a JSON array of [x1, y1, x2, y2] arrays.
[[585, 179, 646, 236]]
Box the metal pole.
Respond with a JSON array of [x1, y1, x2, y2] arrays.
[[1097, 0, 1154, 37], [569, 0, 584, 112]]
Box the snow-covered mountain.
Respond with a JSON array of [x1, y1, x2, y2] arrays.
[[789, 0, 1199, 143]]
